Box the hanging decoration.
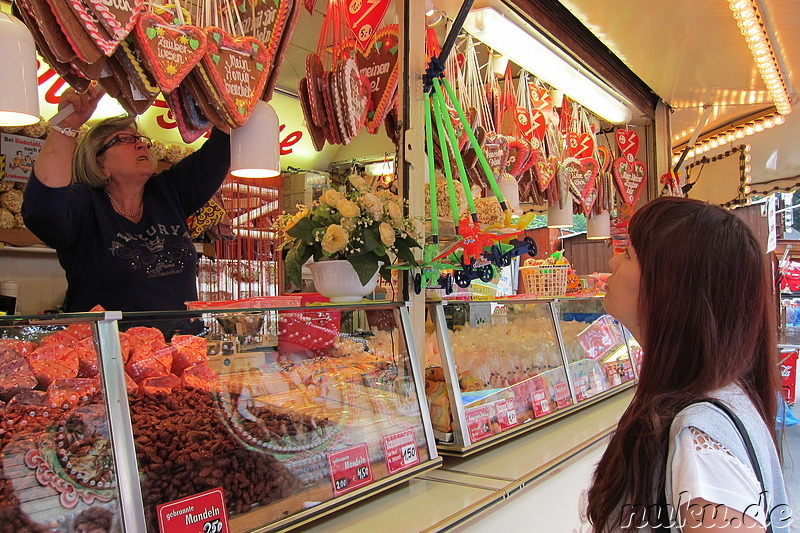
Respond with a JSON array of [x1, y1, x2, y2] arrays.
[[612, 127, 647, 205], [342, 0, 391, 52]]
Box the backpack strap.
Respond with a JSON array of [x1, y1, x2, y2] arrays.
[[658, 398, 772, 533]]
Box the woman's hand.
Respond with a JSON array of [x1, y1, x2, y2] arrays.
[[57, 83, 105, 129]]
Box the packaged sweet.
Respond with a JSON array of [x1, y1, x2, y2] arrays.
[[26, 344, 80, 387]]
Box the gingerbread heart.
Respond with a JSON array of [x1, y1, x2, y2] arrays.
[[528, 83, 554, 124], [535, 155, 557, 192], [305, 53, 327, 125], [199, 28, 270, 127], [482, 132, 509, 182], [616, 128, 640, 161], [597, 145, 612, 172], [334, 58, 370, 142], [566, 132, 595, 159], [66, 0, 143, 55], [298, 77, 326, 151], [612, 157, 647, 205], [514, 107, 532, 141], [134, 13, 207, 94], [344, 0, 391, 51], [166, 87, 210, 144], [506, 137, 531, 177], [236, 0, 292, 61], [560, 157, 599, 216], [339, 24, 399, 134]]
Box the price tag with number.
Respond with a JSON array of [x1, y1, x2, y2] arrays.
[[574, 376, 588, 401], [530, 389, 552, 418], [554, 382, 572, 409], [327, 443, 373, 496], [382, 428, 420, 474], [494, 398, 519, 430], [157, 488, 230, 533], [465, 405, 493, 442]]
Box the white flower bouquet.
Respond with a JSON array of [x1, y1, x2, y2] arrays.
[[277, 175, 421, 287]]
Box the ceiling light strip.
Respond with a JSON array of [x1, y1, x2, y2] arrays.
[[727, 0, 791, 115], [671, 110, 785, 162]]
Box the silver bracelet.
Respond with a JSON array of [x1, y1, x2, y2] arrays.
[[51, 123, 79, 138]]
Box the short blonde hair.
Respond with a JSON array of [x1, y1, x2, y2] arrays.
[[72, 115, 144, 188]]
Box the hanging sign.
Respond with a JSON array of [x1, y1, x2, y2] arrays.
[[157, 487, 230, 533], [1, 133, 43, 183], [344, 0, 392, 52]]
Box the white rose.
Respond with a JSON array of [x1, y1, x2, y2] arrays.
[[321, 224, 349, 254], [348, 174, 368, 192], [360, 193, 384, 220], [386, 200, 403, 220], [379, 222, 396, 247], [320, 188, 345, 206], [337, 199, 360, 218]]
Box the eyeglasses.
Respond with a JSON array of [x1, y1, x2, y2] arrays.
[[97, 134, 152, 156]]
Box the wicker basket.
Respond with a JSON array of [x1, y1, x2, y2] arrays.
[[519, 264, 569, 297]]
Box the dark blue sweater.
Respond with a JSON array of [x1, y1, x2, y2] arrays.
[[22, 129, 231, 312]]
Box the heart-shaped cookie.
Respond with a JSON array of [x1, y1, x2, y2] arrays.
[[298, 77, 326, 151], [236, 0, 292, 61], [612, 157, 647, 205], [528, 83, 554, 125], [334, 58, 370, 141], [597, 145, 612, 172], [566, 132, 595, 158], [199, 28, 270, 126], [514, 107, 532, 141], [134, 13, 207, 94], [264, 0, 300, 102], [616, 128, 640, 162], [66, 0, 143, 55], [559, 157, 599, 216], [166, 87, 210, 143], [506, 137, 531, 177], [535, 155, 557, 192], [339, 24, 399, 134], [305, 53, 327, 125], [482, 132, 509, 182], [344, 0, 391, 51]]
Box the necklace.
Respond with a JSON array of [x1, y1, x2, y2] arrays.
[[105, 190, 143, 218]]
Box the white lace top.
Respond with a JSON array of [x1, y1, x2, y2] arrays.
[[671, 425, 766, 525]]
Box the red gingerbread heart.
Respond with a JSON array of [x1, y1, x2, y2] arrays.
[[612, 157, 647, 205], [616, 128, 640, 161], [199, 28, 270, 127], [506, 137, 531, 177], [597, 145, 612, 172], [134, 14, 207, 94], [236, 0, 292, 62], [514, 107, 533, 141], [343, 0, 391, 52], [339, 24, 399, 134], [566, 132, 596, 159], [559, 156, 599, 216], [482, 132, 509, 183]]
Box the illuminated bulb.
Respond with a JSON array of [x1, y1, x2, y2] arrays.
[[709, 139, 719, 148], [754, 121, 764, 132], [775, 115, 785, 124], [735, 128, 745, 139], [672, 155, 680, 164], [702, 144, 711, 153], [688, 149, 695, 157], [763, 117, 774, 128], [745, 125, 755, 135], [744, 185, 751, 194], [745, 165, 752, 173], [726, 132, 736, 142], [744, 175, 752, 184], [745, 153, 751, 162], [745, 144, 751, 151]]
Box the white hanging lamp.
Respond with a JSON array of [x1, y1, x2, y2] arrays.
[[547, 200, 573, 228], [230, 100, 281, 178], [0, 12, 39, 126], [587, 210, 611, 240]]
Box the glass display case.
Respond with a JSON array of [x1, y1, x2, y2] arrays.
[[425, 297, 636, 454], [0, 303, 439, 532]]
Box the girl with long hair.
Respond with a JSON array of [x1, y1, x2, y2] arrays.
[[588, 197, 790, 532]]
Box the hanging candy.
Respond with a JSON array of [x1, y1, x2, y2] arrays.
[[612, 127, 647, 205]]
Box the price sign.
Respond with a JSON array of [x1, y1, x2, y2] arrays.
[[383, 428, 420, 474], [157, 488, 230, 533], [494, 398, 519, 431], [554, 382, 572, 408], [530, 389, 552, 418], [465, 405, 493, 443], [327, 443, 373, 496]]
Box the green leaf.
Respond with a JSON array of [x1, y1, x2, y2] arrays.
[[212, 32, 221, 44], [256, 62, 264, 71], [285, 241, 310, 287], [389, 45, 398, 55], [189, 38, 200, 50], [211, 54, 221, 65], [362, 226, 382, 253], [286, 216, 317, 243], [348, 253, 380, 285], [374, 41, 383, 52], [145, 27, 157, 40], [394, 237, 420, 266]]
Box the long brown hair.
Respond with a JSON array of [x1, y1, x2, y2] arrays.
[[587, 197, 779, 531]]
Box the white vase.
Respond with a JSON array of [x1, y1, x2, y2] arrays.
[[308, 260, 382, 303]]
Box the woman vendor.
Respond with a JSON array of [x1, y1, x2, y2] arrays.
[[22, 84, 231, 313]]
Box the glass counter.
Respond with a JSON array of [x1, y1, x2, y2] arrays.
[[0, 303, 439, 532], [425, 298, 636, 454]]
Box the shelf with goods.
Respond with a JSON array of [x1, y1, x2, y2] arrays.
[[0, 302, 439, 532], [424, 296, 637, 455]]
